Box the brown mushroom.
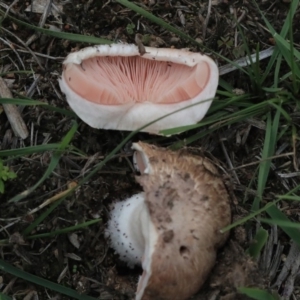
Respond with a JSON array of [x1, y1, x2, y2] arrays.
[[106, 142, 232, 299], [59, 44, 219, 134]]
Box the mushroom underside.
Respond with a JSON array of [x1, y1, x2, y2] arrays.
[[62, 56, 210, 105], [59, 44, 219, 133]]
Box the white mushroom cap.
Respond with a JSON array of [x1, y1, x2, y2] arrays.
[[106, 142, 231, 300], [59, 44, 219, 134]]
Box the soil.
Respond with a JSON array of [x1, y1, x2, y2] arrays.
[[0, 0, 299, 299]]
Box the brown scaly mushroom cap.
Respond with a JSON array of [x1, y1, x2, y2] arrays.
[[59, 44, 219, 134], [106, 142, 231, 300]]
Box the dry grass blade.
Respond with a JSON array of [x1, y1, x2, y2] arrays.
[[219, 47, 275, 76], [26, 181, 77, 216], [0, 77, 28, 139], [0, 259, 98, 300]]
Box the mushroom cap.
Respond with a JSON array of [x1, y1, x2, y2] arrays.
[[132, 142, 231, 300], [59, 44, 219, 134]]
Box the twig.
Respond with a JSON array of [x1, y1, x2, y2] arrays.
[[1, 0, 19, 19], [219, 138, 240, 184], [277, 171, 300, 178], [17, 72, 41, 114], [0, 48, 64, 60], [202, 0, 212, 39], [26, 181, 77, 216], [232, 8, 247, 29], [0, 37, 26, 70], [230, 152, 294, 171], [0, 77, 29, 139], [0, 1, 31, 22], [1, 27, 44, 70], [0, 219, 20, 233], [2, 277, 17, 294], [26, 0, 53, 46]]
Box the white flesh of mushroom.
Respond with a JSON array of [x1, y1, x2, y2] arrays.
[[105, 193, 157, 272], [106, 144, 157, 299], [59, 44, 219, 134]]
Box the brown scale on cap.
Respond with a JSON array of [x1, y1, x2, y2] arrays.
[[133, 142, 232, 300]]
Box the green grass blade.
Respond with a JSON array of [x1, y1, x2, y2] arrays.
[[0, 259, 97, 300], [234, 22, 261, 89], [75, 95, 226, 190], [273, 34, 300, 74], [27, 219, 101, 239], [0, 292, 12, 300], [0, 9, 112, 44], [247, 227, 268, 259], [260, 218, 300, 228], [266, 205, 300, 247], [268, 102, 292, 122], [8, 155, 60, 202], [262, 87, 283, 93], [222, 184, 300, 233], [0, 144, 65, 157], [276, 195, 300, 201], [0, 98, 47, 105], [279, 0, 299, 37], [221, 201, 277, 233], [218, 78, 234, 92], [15, 184, 78, 238], [288, 7, 298, 93], [254, 113, 272, 208], [116, 0, 196, 45], [8, 121, 78, 203], [238, 287, 279, 300], [0, 98, 76, 117], [161, 96, 272, 136], [274, 33, 300, 62], [256, 0, 299, 84], [170, 108, 268, 148], [22, 196, 66, 236], [252, 108, 281, 211], [272, 53, 283, 89], [261, 48, 280, 85], [253, 0, 299, 39]]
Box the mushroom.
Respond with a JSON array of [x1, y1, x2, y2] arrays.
[[59, 44, 219, 134], [106, 142, 231, 300]]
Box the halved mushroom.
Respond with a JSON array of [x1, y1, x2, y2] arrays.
[[106, 142, 232, 299], [59, 44, 219, 134]]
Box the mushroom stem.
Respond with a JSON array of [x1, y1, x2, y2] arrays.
[[106, 193, 156, 268]]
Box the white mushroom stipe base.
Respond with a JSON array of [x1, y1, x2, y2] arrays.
[[105, 142, 232, 300], [59, 44, 219, 134], [106, 192, 154, 268]]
